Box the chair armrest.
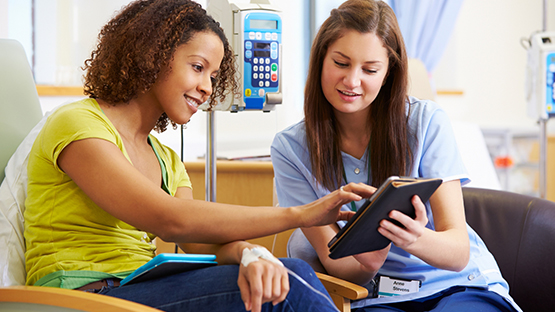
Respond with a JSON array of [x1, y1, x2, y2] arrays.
[[0, 286, 162, 311], [315, 272, 369, 300]]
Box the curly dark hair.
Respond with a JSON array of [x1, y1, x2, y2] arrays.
[[82, 0, 238, 132]]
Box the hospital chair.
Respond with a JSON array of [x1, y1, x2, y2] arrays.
[[0, 38, 160, 311]]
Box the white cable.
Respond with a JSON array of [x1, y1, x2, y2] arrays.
[[285, 267, 340, 312], [271, 233, 277, 255]]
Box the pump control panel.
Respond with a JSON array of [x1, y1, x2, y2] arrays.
[[526, 32, 555, 119], [241, 11, 281, 110], [206, 0, 282, 112]]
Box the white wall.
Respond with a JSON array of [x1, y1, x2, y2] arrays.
[[0, 0, 8, 38], [434, 0, 555, 133]]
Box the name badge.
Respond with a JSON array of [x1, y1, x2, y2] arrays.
[[377, 276, 420, 298]]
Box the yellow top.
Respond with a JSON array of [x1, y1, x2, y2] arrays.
[[24, 98, 192, 287]]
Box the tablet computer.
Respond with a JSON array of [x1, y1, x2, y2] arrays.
[[120, 253, 217, 286], [328, 176, 442, 259]]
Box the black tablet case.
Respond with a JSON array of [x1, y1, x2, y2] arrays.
[[328, 177, 442, 259]]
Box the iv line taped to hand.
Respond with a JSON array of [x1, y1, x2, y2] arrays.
[[241, 247, 283, 267], [241, 247, 340, 312]]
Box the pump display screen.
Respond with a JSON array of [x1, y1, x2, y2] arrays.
[[250, 19, 277, 29], [254, 50, 270, 57], [255, 42, 270, 49]]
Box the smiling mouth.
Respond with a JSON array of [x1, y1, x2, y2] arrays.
[[338, 90, 360, 96], [185, 95, 201, 108]]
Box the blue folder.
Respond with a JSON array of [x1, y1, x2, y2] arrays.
[[120, 253, 217, 286]]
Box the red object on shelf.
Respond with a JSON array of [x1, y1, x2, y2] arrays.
[[494, 156, 514, 168]]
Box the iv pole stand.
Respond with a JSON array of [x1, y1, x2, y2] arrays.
[[539, 0, 548, 199], [540, 119, 547, 199], [206, 111, 216, 202]]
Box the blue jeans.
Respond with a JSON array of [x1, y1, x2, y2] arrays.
[[95, 258, 337, 312], [354, 286, 518, 312]]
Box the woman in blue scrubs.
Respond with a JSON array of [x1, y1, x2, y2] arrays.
[[271, 0, 521, 311]]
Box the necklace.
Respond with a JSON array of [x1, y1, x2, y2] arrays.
[[341, 149, 371, 211]]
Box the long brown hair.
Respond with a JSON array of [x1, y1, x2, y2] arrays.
[[304, 0, 411, 190], [82, 0, 238, 132]]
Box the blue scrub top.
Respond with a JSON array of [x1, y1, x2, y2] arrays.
[[271, 97, 521, 311]]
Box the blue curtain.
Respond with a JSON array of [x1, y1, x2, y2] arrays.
[[386, 0, 464, 73]]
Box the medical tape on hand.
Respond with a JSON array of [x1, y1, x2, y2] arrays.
[[241, 247, 284, 267], [240, 247, 339, 312]]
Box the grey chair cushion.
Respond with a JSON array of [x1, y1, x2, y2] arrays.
[[287, 228, 327, 274]]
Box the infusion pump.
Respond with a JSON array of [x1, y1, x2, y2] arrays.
[[526, 31, 555, 119], [206, 0, 282, 112]]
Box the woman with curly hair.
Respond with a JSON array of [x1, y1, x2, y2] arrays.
[[23, 1, 372, 311]]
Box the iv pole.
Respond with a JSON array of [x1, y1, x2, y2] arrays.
[[539, 0, 548, 199], [203, 0, 282, 203], [540, 119, 547, 200], [206, 111, 216, 202]]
